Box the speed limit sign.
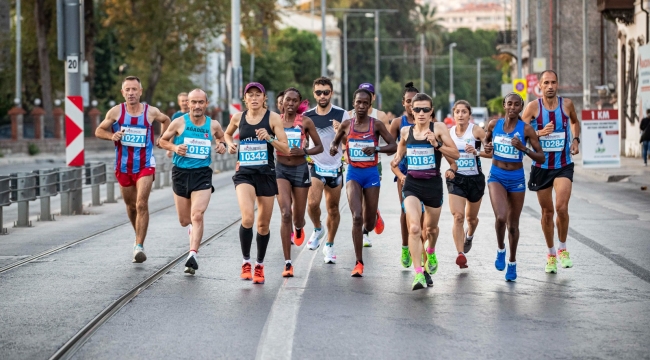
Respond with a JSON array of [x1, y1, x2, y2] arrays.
[[67, 55, 79, 73]]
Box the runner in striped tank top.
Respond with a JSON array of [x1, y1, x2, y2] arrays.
[[522, 70, 581, 274], [95, 76, 171, 263]]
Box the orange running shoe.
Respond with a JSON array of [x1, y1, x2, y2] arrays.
[[294, 228, 305, 247], [375, 210, 385, 235], [282, 263, 294, 277], [241, 262, 252, 280], [351, 261, 364, 277], [253, 264, 265, 284]]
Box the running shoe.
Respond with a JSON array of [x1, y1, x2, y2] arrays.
[[323, 244, 337, 264], [463, 232, 473, 253], [505, 263, 517, 281], [375, 210, 385, 234], [294, 228, 305, 247], [132, 244, 147, 263], [412, 273, 427, 291], [307, 228, 325, 250], [456, 253, 468, 269], [184, 255, 198, 275], [401, 247, 412, 268], [282, 263, 294, 277], [241, 262, 253, 281], [558, 249, 573, 268], [545, 254, 558, 274], [423, 271, 433, 287], [425, 252, 438, 275], [363, 233, 372, 247], [495, 249, 506, 271], [290, 232, 294, 245], [253, 264, 265, 284], [351, 261, 364, 277]]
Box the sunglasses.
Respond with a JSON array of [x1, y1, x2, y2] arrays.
[[413, 107, 432, 113], [314, 90, 331, 96]]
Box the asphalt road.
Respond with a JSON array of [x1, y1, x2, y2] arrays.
[[0, 159, 649, 360]]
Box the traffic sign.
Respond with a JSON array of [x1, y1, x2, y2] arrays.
[[65, 96, 84, 166], [513, 79, 527, 102]]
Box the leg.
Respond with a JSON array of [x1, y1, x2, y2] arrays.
[[505, 191, 526, 263], [536, 187, 556, 249], [465, 198, 482, 237], [448, 194, 467, 253], [307, 178, 324, 229], [134, 176, 153, 245], [553, 178, 572, 244], [254, 195, 276, 263], [277, 179, 293, 261], [174, 194, 192, 228], [291, 186, 310, 231], [323, 183, 342, 244], [488, 182, 509, 250], [189, 189, 212, 251], [361, 186, 380, 233], [346, 181, 364, 262], [236, 184, 257, 260], [403, 196, 424, 270], [643, 141, 649, 164], [423, 205, 442, 251], [397, 180, 408, 247], [120, 185, 138, 231]]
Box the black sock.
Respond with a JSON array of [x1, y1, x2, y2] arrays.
[[295, 228, 302, 238], [239, 225, 253, 260], [363, 227, 369, 236], [356, 259, 364, 265], [256, 232, 271, 263]]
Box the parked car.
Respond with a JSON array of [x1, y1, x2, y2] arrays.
[[471, 107, 489, 129]]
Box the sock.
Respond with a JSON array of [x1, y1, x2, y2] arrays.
[[187, 224, 192, 236], [356, 260, 364, 265], [402, 246, 408, 249], [295, 228, 303, 238], [256, 261, 264, 267], [189, 250, 197, 259], [363, 228, 369, 236], [326, 242, 334, 247], [497, 247, 506, 253], [285, 260, 292, 265], [314, 227, 322, 232], [242, 259, 251, 264], [415, 266, 424, 274], [458, 252, 464, 256], [558, 241, 567, 251], [135, 243, 143, 249], [426, 247, 435, 254], [239, 225, 253, 260], [548, 246, 556, 256], [508, 261, 516, 266], [466, 234, 474, 241], [256, 232, 271, 263]]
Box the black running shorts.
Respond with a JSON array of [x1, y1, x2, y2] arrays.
[[276, 162, 311, 188], [402, 175, 443, 208], [446, 173, 486, 203], [232, 172, 279, 197], [528, 163, 574, 191], [309, 165, 343, 188], [172, 166, 214, 199]]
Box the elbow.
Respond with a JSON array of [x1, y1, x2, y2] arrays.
[[313, 145, 324, 155]]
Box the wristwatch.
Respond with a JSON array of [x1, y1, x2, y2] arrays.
[[375, 146, 381, 153], [266, 137, 275, 144], [435, 141, 443, 150], [573, 137, 580, 144]]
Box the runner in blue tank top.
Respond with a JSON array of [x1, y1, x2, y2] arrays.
[[159, 89, 227, 275], [485, 93, 545, 282], [521, 70, 581, 274]]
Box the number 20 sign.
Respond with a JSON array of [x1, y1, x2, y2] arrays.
[[67, 56, 79, 73]]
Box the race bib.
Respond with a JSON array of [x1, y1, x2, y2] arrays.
[[493, 135, 520, 159], [456, 151, 476, 172], [348, 139, 374, 162], [239, 140, 268, 166], [183, 138, 211, 159], [406, 144, 436, 170], [286, 128, 302, 149], [539, 131, 565, 152], [314, 164, 338, 177], [120, 126, 147, 148]]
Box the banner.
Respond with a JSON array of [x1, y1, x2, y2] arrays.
[[638, 44, 650, 114], [581, 109, 620, 168], [513, 79, 527, 102]]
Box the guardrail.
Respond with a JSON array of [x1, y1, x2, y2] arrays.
[[0, 152, 236, 235]]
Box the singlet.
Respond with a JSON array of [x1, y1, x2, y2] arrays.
[[304, 105, 349, 171], [492, 118, 526, 163], [237, 110, 275, 175], [346, 118, 379, 168], [277, 113, 306, 157], [531, 97, 573, 169], [450, 123, 482, 176], [112, 103, 155, 174], [397, 115, 413, 174], [405, 122, 441, 179], [172, 114, 212, 169]]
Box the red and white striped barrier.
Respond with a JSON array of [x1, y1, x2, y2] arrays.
[[65, 96, 84, 166]]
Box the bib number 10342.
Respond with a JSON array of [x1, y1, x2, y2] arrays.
[[239, 141, 268, 166]]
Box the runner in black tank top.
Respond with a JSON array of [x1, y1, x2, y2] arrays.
[[225, 82, 290, 285]]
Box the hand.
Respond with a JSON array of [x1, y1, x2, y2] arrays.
[[215, 142, 227, 155], [570, 140, 580, 155], [390, 156, 401, 168], [332, 120, 341, 132], [175, 144, 188, 156], [255, 128, 271, 141], [112, 129, 125, 141], [155, 137, 162, 149], [289, 146, 306, 157], [166, 150, 173, 158], [538, 122, 554, 137], [464, 144, 477, 155], [227, 142, 238, 154], [425, 130, 437, 145], [484, 142, 493, 154], [362, 147, 375, 156], [511, 134, 524, 151], [329, 143, 339, 156], [399, 174, 406, 185], [445, 169, 456, 180]]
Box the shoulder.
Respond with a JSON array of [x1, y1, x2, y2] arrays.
[[147, 105, 162, 115], [269, 111, 283, 122], [562, 97, 576, 111], [400, 125, 410, 136], [486, 118, 499, 130], [303, 107, 317, 116], [302, 116, 314, 126], [106, 104, 123, 119], [433, 121, 448, 132], [230, 112, 243, 123]]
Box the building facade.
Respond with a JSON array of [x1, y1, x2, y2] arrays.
[[436, 3, 508, 32]]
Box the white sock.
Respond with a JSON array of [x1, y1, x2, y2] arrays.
[[243, 259, 251, 264], [189, 251, 197, 259], [187, 224, 192, 234], [497, 247, 506, 253], [466, 234, 473, 241], [508, 261, 516, 266], [256, 262, 263, 267], [558, 241, 567, 251], [548, 246, 556, 256], [285, 260, 292, 265]]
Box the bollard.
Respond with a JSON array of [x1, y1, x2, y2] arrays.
[[53, 106, 64, 139], [105, 169, 117, 203], [0, 176, 10, 234], [85, 162, 106, 206], [10, 172, 37, 227], [35, 168, 58, 221]]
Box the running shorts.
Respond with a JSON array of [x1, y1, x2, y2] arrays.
[[487, 166, 526, 193], [276, 162, 311, 188], [528, 163, 574, 191], [402, 175, 443, 208], [233, 173, 278, 197], [446, 173, 486, 203], [310, 165, 343, 188], [345, 165, 380, 189], [116, 167, 155, 188], [172, 166, 214, 199]]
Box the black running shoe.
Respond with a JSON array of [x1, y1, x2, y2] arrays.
[[463, 233, 473, 254], [184, 256, 198, 275], [423, 271, 433, 287]]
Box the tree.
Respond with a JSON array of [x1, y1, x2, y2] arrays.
[[35, 0, 53, 120], [411, 3, 444, 55]]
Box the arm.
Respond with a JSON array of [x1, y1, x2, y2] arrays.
[[389, 128, 409, 184], [302, 117, 323, 156], [212, 120, 227, 154], [516, 124, 546, 163], [158, 119, 185, 155], [389, 117, 402, 144], [224, 112, 241, 154], [373, 119, 397, 154], [432, 122, 460, 160], [149, 107, 171, 148], [264, 112, 290, 155], [565, 99, 581, 155], [330, 119, 351, 156], [472, 124, 492, 158], [95, 106, 121, 141]]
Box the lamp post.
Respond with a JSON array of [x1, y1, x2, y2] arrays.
[[449, 42, 457, 108]]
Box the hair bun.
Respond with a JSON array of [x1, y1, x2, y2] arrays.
[[405, 82, 414, 88]]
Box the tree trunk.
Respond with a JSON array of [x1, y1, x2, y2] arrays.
[[144, 50, 163, 104], [84, 0, 96, 99], [35, 0, 53, 124], [0, 0, 9, 71]]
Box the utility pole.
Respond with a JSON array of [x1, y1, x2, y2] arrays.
[[374, 10, 380, 108], [231, 0, 241, 106], [449, 42, 457, 108], [343, 13, 348, 109], [477, 58, 481, 107], [420, 34, 425, 92], [15, 0, 21, 104], [516, 0, 522, 78], [536, 0, 542, 58], [321, 0, 327, 76], [583, 0, 590, 109], [431, 56, 436, 98]]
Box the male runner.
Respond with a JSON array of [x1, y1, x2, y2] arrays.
[[521, 70, 580, 274], [276, 91, 285, 114], [95, 76, 171, 263], [167, 92, 190, 158], [158, 89, 227, 275]]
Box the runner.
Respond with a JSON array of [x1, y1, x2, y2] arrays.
[[158, 89, 227, 275], [224, 82, 289, 284], [276, 90, 285, 114], [388, 82, 420, 269], [276, 87, 323, 277], [444, 100, 490, 269], [167, 92, 190, 158], [390, 93, 459, 290], [304, 77, 350, 263], [330, 88, 396, 277], [95, 75, 171, 263], [485, 93, 545, 281], [521, 70, 581, 274]]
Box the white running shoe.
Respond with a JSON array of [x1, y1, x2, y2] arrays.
[[307, 228, 325, 250], [132, 245, 147, 263], [323, 244, 337, 264], [363, 234, 372, 247]]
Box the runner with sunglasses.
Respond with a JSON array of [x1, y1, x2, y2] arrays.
[[390, 93, 459, 290]]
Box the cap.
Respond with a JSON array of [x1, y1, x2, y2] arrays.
[[358, 83, 375, 94], [244, 82, 266, 94]]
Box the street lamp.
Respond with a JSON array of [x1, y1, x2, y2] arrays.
[[449, 42, 457, 108]]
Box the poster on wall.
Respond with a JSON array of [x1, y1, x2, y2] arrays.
[[581, 109, 620, 168], [638, 44, 650, 114]]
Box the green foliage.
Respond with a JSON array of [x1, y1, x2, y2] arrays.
[[27, 143, 40, 156], [486, 96, 505, 117]]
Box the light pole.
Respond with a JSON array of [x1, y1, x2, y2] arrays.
[[449, 42, 457, 108], [516, 0, 522, 78], [231, 0, 241, 107], [15, 0, 21, 105], [420, 34, 425, 92], [321, 0, 327, 76], [476, 58, 481, 106]]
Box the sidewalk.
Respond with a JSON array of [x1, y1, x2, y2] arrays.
[[573, 154, 650, 186], [0, 151, 115, 166]]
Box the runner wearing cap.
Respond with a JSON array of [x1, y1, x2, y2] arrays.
[[224, 82, 290, 284]]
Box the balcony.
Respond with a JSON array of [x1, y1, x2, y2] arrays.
[[598, 0, 634, 25], [496, 30, 517, 57]]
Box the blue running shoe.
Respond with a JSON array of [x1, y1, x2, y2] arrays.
[[495, 249, 506, 271], [505, 263, 517, 281]]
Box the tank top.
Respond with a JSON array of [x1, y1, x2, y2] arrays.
[[303, 105, 347, 171], [531, 97, 573, 169], [112, 103, 155, 174], [492, 118, 526, 163], [346, 117, 378, 168], [277, 113, 306, 157], [405, 122, 441, 179], [397, 115, 413, 174], [172, 114, 212, 169], [450, 123, 482, 176], [237, 110, 275, 175]]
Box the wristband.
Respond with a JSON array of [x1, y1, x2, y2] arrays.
[[266, 137, 275, 144], [375, 146, 381, 153], [304, 148, 308, 156]]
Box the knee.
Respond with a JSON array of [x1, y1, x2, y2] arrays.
[[241, 215, 254, 229], [190, 211, 204, 224], [409, 223, 422, 235], [495, 216, 507, 227], [257, 222, 270, 234], [452, 213, 464, 224], [351, 213, 363, 227], [555, 203, 569, 218], [326, 205, 339, 217], [135, 200, 148, 214], [280, 207, 292, 223], [466, 215, 478, 226], [541, 207, 555, 220], [179, 219, 191, 227], [507, 224, 519, 235], [426, 225, 438, 237]]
